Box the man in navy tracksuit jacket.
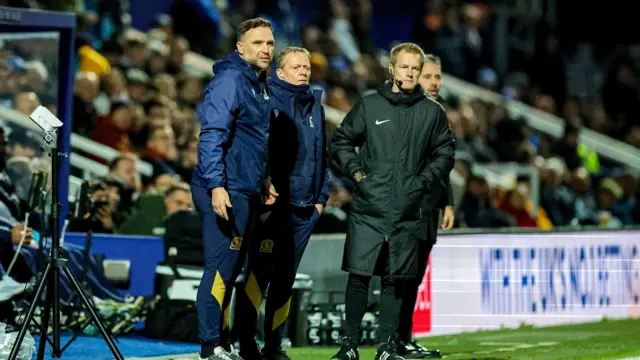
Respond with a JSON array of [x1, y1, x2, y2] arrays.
[[233, 47, 329, 360], [191, 18, 276, 360]]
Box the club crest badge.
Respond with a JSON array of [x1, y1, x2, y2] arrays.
[[259, 239, 274, 253], [230, 236, 243, 250]]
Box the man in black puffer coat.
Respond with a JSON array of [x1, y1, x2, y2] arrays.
[[329, 43, 455, 360], [394, 53, 453, 359]]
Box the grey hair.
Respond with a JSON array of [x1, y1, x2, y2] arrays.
[[424, 54, 441, 66], [276, 46, 311, 69]]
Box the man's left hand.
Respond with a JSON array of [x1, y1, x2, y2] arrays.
[[441, 205, 455, 230], [315, 204, 324, 216], [263, 179, 279, 205]]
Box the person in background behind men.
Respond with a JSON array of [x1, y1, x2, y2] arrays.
[[12, 92, 40, 116], [118, 181, 193, 235], [109, 154, 141, 194], [0, 126, 33, 283], [393, 54, 454, 360], [190, 18, 276, 360], [419, 54, 454, 233], [233, 46, 329, 360], [141, 125, 179, 184], [329, 43, 455, 360], [419, 55, 443, 101], [68, 176, 122, 234]]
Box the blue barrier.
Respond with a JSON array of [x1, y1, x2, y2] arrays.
[[64, 233, 165, 296]]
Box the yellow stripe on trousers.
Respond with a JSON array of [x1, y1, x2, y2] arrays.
[[211, 271, 225, 306], [244, 272, 263, 313], [272, 297, 291, 331]]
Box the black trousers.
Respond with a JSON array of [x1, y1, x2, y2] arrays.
[[396, 239, 435, 342], [343, 242, 407, 345]]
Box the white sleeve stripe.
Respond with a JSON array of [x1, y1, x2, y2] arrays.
[[424, 94, 446, 112]]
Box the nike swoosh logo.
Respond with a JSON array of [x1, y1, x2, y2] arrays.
[[375, 119, 391, 125]]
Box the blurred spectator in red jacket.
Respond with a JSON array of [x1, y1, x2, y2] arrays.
[[92, 100, 135, 153]]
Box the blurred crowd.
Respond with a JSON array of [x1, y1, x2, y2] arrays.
[[1, 0, 640, 237]]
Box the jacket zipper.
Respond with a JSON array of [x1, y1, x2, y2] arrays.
[[297, 102, 317, 207], [384, 107, 403, 242]]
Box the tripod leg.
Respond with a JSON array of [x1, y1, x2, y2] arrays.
[[8, 261, 53, 360], [52, 266, 61, 357], [37, 274, 53, 360], [62, 265, 124, 360]]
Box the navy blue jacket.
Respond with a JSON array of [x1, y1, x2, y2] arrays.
[[267, 76, 330, 207], [192, 51, 271, 194]]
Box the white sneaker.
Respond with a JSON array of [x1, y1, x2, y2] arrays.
[[226, 345, 244, 360], [200, 346, 236, 360]]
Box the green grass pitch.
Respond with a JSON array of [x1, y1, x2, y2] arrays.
[[284, 318, 640, 360], [138, 318, 640, 360]]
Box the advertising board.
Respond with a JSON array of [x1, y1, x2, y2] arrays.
[[413, 231, 640, 337]]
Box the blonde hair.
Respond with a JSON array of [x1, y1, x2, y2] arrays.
[[389, 42, 426, 68], [276, 46, 311, 69]]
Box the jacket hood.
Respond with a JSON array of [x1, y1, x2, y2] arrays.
[[267, 75, 315, 101], [378, 80, 425, 106], [213, 51, 265, 83]]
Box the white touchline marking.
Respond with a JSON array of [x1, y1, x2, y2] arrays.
[[480, 342, 536, 349], [441, 341, 560, 358]]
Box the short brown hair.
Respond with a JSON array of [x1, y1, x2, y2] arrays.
[[389, 42, 426, 68], [424, 54, 441, 66], [276, 46, 311, 69], [236, 18, 273, 41], [109, 154, 138, 171]]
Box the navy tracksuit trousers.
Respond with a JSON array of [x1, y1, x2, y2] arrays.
[[234, 204, 320, 350], [192, 184, 260, 345]]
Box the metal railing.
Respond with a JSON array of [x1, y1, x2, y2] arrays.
[[68, 153, 110, 179], [69, 175, 83, 202], [442, 75, 640, 169]]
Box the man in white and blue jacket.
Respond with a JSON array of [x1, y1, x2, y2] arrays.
[[234, 46, 329, 360]]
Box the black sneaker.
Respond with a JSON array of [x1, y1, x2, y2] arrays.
[[374, 343, 404, 360], [262, 347, 291, 360], [409, 341, 441, 359], [395, 340, 425, 359], [330, 337, 359, 360], [238, 339, 262, 360]]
